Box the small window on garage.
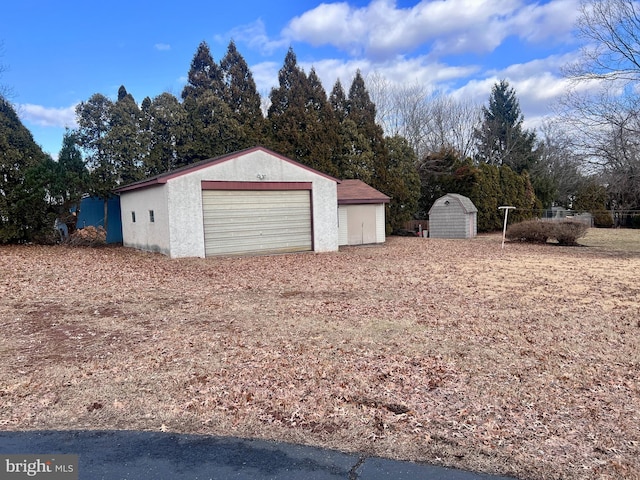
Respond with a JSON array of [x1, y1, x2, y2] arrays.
[[131, 211, 136, 223], [149, 210, 155, 223]]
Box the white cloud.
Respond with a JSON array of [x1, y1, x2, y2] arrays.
[[18, 103, 77, 128], [222, 19, 289, 56], [284, 0, 579, 60], [250, 61, 281, 96], [510, 0, 581, 44], [250, 48, 571, 130], [154, 43, 171, 51], [284, 3, 367, 56]]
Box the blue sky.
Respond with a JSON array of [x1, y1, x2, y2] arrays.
[[2, 0, 583, 158]]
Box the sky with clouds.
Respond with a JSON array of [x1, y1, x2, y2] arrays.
[[2, 0, 584, 157]]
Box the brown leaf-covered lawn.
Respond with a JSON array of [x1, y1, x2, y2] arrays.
[[1, 230, 639, 479]]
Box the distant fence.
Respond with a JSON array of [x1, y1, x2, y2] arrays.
[[541, 213, 594, 227], [404, 220, 429, 233]]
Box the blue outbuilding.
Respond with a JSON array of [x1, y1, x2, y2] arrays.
[[76, 196, 123, 244]]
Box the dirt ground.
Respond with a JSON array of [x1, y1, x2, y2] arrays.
[[1, 229, 639, 480]]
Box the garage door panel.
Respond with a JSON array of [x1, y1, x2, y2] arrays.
[[203, 190, 312, 256]]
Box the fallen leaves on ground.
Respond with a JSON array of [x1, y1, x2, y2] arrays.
[[1, 230, 639, 480]]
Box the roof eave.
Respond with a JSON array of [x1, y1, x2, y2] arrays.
[[339, 198, 390, 205], [114, 177, 166, 193]]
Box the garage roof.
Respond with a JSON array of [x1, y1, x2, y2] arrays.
[[114, 146, 339, 193], [337, 179, 390, 205]]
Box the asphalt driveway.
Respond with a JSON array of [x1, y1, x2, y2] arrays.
[[0, 430, 519, 479]]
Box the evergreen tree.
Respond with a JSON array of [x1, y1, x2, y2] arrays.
[[266, 48, 338, 174], [108, 86, 145, 184], [142, 92, 188, 175], [182, 92, 241, 161], [417, 146, 538, 232], [0, 96, 52, 243], [266, 48, 311, 161], [220, 40, 264, 148], [302, 68, 340, 175], [470, 163, 501, 231], [333, 118, 374, 183], [385, 135, 421, 232], [474, 80, 538, 174], [54, 129, 89, 214], [417, 147, 463, 218], [499, 167, 538, 224], [330, 79, 374, 181], [75, 93, 115, 199], [329, 79, 349, 122], [181, 41, 224, 100], [182, 42, 239, 162], [346, 71, 391, 207]]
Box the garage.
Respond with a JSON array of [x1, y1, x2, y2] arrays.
[[202, 185, 312, 256], [115, 147, 339, 258]]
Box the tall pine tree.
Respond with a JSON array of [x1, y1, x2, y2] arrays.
[[54, 129, 89, 214], [182, 41, 238, 162], [141, 92, 188, 175], [385, 135, 421, 232], [220, 40, 264, 149], [330, 79, 374, 182], [345, 71, 399, 230], [75, 93, 115, 199], [108, 86, 145, 184], [266, 48, 310, 161], [181, 41, 224, 100], [346, 71, 389, 185], [0, 96, 53, 242], [474, 79, 538, 174], [302, 68, 340, 176]]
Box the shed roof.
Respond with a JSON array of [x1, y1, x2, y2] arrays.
[[114, 146, 339, 193], [429, 193, 477, 214], [337, 179, 390, 205]]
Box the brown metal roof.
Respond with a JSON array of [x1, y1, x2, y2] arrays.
[[337, 179, 390, 205]]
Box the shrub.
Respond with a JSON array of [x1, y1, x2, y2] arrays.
[[506, 220, 588, 246], [505, 220, 553, 243], [593, 210, 613, 228], [553, 221, 589, 245]]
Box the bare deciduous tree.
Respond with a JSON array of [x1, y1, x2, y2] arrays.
[[560, 0, 640, 211], [536, 120, 588, 208], [567, 0, 640, 82], [366, 71, 480, 159], [425, 95, 480, 159]]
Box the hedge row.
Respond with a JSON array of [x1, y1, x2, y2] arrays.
[[506, 220, 588, 246]]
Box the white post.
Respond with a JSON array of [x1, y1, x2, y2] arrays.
[[499, 206, 516, 250]]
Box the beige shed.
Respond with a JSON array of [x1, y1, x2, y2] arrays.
[[337, 179, 390, 245]]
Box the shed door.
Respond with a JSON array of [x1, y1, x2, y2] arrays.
[[346, 204, 378, 245], [202, 190, 312, 256]]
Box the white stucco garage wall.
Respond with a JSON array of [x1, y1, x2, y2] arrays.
[[119, 184, 170, 255]]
